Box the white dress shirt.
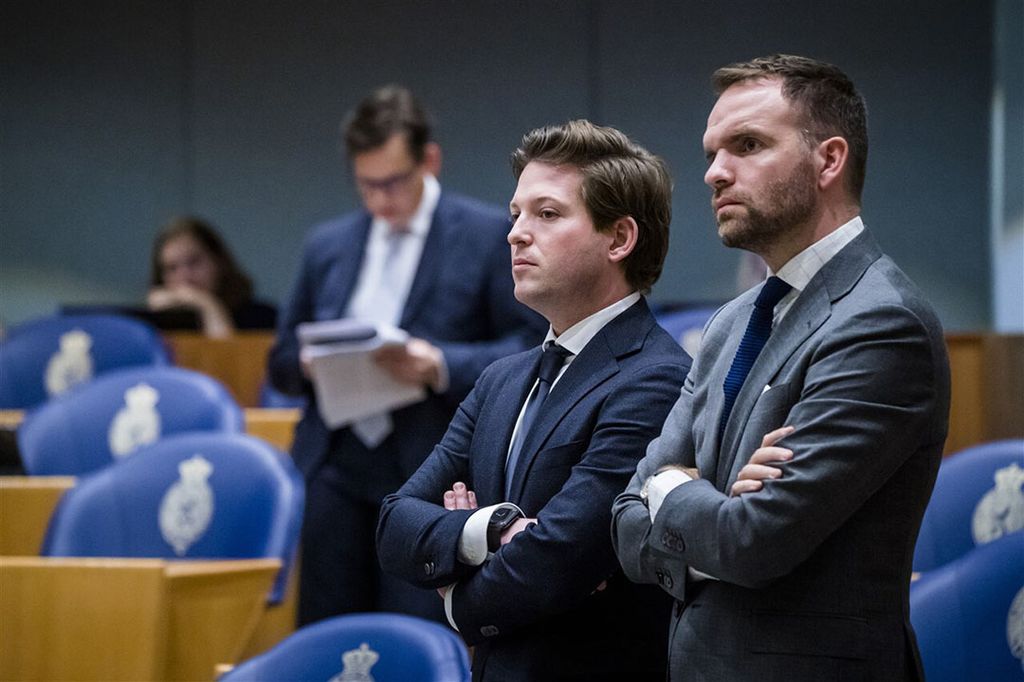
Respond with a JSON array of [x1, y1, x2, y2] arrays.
[[346, 174, 441, 326]]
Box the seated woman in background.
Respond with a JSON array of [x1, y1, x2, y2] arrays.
[[148, 216, 277, 338]]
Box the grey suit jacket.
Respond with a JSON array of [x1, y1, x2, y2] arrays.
[[612, 228, 950, 681]]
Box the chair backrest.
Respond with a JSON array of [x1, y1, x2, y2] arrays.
[[42, 432, 304, 603], [18, 366, 244, 476], [220, 612, 470, 682], [910, 532, 1024, 682], [654, 305, 718, 357], [913, 439, 1024, 572], [0, 314, 170, 408]]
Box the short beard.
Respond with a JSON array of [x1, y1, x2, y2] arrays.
[[717, 159, 817, 254]]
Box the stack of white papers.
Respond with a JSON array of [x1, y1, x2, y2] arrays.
[[297, 319, 426, 429]]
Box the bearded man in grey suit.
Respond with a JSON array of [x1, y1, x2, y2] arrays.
[[612, 54, 950, 681]]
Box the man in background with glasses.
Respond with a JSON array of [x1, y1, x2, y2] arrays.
[[269, 85, 544, 626]]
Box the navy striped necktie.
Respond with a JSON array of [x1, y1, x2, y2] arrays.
[[718, 276, 792, 440], [505, 342, 573, 498]]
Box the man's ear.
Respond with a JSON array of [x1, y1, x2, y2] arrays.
[[608, 216, 639, 264], [422, 142, 442, 176], [816, 136, 848, 193]]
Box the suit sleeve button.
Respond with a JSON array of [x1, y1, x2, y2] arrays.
[[424, 562, 435, 576]]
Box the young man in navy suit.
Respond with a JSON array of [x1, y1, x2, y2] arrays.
[[377, 120, 691, 681], [268, 86, 545, 625]]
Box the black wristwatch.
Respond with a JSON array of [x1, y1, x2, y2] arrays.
[[487, 506, 523, 552]]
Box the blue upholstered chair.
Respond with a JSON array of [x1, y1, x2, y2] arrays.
[[910, 532, 1024, 681], [42, 432, 304, 604], [0, 314, 170, 409], [18, 366, 244, 476], [654, 305, 718, 357], [913, 439, 1024, 573], [220, 612, 471, 682]]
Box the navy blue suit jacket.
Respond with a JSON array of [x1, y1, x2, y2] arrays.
[[268, 192, 545, 496], [377, 299, 691, 681]]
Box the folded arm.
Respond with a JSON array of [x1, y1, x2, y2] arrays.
[[621, 306, 944, 590], [445, 362, 685, 644]]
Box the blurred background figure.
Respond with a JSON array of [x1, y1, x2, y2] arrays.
[[148, 216, 277, 337]]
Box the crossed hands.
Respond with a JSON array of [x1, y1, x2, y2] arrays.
[[436, 482, 538, 598], [442, 482, 538, 541], [730, 425, 795, 496], [439, 482, 610, 596]]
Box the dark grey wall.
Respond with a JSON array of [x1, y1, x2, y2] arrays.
[[1, 0, 994, 330]]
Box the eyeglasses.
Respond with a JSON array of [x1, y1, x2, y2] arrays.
[[355, 168, 418, 195]]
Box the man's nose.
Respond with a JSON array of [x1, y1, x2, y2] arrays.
[[507, 217, 528, 246], [704, 153, 733, 189]]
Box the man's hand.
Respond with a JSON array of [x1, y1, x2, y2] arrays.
[[374, 338, 444, 390], [443, 482, 478, 511], [730, 425, 795, 496]]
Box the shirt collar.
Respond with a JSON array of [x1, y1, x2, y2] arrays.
[[772, 215, 864, 292], [543, 292, 641, 356]]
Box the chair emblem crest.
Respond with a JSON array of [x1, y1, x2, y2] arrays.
[[108, 382, 161, 458], [329, 642, 380, 682], [159, 454, 214, 555], [44, 329, 94, 396], [972, 463, 1024, 545], [1009, 587, 1024, 668]]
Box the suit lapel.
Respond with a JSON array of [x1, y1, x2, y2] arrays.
[[399, 194, 455, 329], [506, 300, 652, 501], [716, 285, 829, 488], [327, 216, 372, 319], [698, 309, 749, 477], [715, 229, 883, 488]]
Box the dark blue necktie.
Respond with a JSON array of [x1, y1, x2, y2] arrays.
[[505, 343, 573, 498], [718, 276, 792, 440]]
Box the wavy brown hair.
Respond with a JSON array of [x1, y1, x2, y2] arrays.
[[511, 119, 673, 294]]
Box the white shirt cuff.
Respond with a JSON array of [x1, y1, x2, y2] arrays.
[[689, 566, 719, 582], [434, 354, 450, 393], [443, 583, 459, 631], [458, 503, 524, 566], [647, 469, 692, 522]]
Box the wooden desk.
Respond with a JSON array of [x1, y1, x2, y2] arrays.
[[244, 408, 300, 452], [0, 557, 279, 681], [0, 476, 299, 666], [945, 333, 1024, 454], [0, 476, 75, 555], [163, 331, 275, 408]]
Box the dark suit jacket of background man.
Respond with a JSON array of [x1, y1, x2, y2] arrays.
[[378, 299, 691, 682], [613, 229, 950, 681], [268, 192, 545, 617]]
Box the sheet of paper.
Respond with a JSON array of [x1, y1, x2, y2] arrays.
[[297, 320, 426, 429]]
